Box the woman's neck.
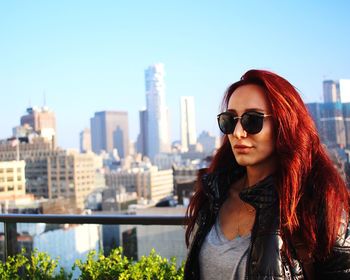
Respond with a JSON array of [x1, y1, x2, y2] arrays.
[[245, 158, 276, 187]]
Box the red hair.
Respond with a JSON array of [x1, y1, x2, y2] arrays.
[[186, 69, 350, 259]]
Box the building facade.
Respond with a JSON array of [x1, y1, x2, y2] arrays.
[[323, 79, 350, 103], [180, 96, 197, 152], [197, 130, 218, 156], [323, 80, 340, 103], [20, 107, 56, 147], [80, 128, 92, 153], [136, 109, 148, 156], [90, 111, 129, 158], [105, 166, 173, 203], [24, 151, 96, 210], [343, 103, 350, 148], [0, 139, 98, 210], [307, 102, 348, 148], [144, 64, 170, 160], [0, 160, 26, 198]]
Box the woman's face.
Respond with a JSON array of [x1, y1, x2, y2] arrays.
[[227, 84, 276, 171]]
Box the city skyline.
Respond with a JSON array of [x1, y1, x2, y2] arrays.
[[1, 1, 350, 149]]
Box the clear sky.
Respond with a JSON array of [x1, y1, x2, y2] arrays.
[[1, 1, 350, 149]]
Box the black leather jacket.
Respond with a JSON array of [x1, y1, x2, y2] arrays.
[[184, 169, 350, 280]]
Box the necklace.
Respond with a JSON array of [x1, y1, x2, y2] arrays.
[[236, 175, 255, 238], [220, 175, 256, 240]]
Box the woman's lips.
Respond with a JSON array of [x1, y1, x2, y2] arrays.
[[234, 144, 253, 153]]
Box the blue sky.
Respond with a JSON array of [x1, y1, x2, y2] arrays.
[[1, 1, 350, 149]]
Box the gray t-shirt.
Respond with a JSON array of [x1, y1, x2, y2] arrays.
[[199, 216, 251, 280]]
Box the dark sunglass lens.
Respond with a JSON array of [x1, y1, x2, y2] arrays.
[[241, 113, 263, 134], [218, 113, 236, 134]]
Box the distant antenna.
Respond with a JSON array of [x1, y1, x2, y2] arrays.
[[28, 98, 32, 107]]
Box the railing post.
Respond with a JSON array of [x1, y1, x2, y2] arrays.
[[4, 222, 18, 260]]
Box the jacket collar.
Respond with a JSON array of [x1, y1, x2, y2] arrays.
[[240, 175, 278, 209], [202, 168, 278, 211]]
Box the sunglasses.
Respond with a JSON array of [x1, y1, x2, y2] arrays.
[[217, 111, 272, 135]]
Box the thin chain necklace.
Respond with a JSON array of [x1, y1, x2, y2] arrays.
[[236, 175, 255, 238]]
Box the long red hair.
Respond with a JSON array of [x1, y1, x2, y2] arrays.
[[185, 69, 349, 259]]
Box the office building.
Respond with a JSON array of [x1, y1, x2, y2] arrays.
[[197, 131, 218, 156], [323, 79, 350, 103], [343, 103, 350, 148], [105, 165, 173, 203], [136, 109, 148, 156], [306, 103, 324, 141], [90, 111, 129, 158], [20, 107, 56, 147], [80, 128, 92, 153], [33, 224, 100, 278], [323, 80, 340, 103], [25, 150, 96, 210], [0, 137, 54, 161], [306, 102, 347, 148], [144, 64, 170, 160], [0, 138, 98, 210], [321, 102, 346, 148], [0, 160, 26, 198], [120, 207, 186, 266], [180, 96, 197, 152]]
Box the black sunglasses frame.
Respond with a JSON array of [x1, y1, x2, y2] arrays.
[[217, 111, 272, 135]]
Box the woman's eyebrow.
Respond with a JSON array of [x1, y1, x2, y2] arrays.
[[226, 108, 266, 113], [245, 108, 266, 112]]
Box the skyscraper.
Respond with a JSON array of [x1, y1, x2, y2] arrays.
[[343, 102, 350, 148], [144, 64, 170, 160], [20, 106, 56, 146], [90, 111, 129, 157], [323, 79, 350, 103], [320, 102, 346, 148], [307, 102, 346, 148], [306, 103, 323, 139], [136, 109, 148, 156], [180, 96, 196, 152], [323, 80, 340, 103]]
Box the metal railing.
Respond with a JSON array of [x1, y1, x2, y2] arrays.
[[0, 214, 187, 260]]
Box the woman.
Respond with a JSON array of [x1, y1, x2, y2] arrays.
[[184, 69, 350, 279]]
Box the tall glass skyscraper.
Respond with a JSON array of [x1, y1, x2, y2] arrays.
[[144, 63, 170, 160]]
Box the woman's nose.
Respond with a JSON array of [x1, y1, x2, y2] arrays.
[[233, 119, 247, 139]]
